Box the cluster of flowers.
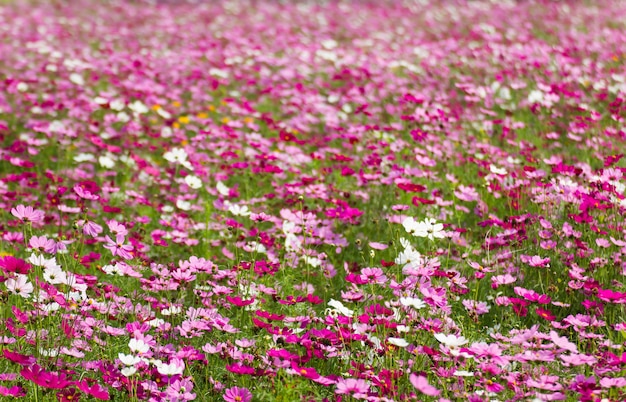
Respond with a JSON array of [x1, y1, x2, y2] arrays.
[[1, 0, 626, 401]]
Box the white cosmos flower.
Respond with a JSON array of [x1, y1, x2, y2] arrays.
[[327, 299, 354, 317], [400, 296, 426, 309], [527, 90, 544, 104], [121, 366, 137, 377], [119, 353, 141, 366], [161, 306, 182, 316], [402, 217, 419, 235], [489, 164, 507, 175], [164, 148, 188, 163], [216, 181, 230, 196], [164, 148, 192, 169], [128, 338, 150, 354], [176, 200, 191, 211], [184, 175, 202, 189], [285, 233, 302, 251], [49, 121, 65, 133], [147, 318, 166, 328], [434, 333, 468, 348], [128, 100, 149, 114], [388, 337, 409, 347], [102, 264, 124, 276], [161, 127, 173, 138], [43, 265, 67, 285], [228, 204, 250, 217], [156, 107, 171, 119], [69, 73, 85, 86], [413, 218, 445, 240], [74, 153, 95, 163], [99, 155, 115, 169], [395, 247, 422, 267], [110, 99, 125, 111], [41, 302, 60, 312], [116, 112, 130, 123], [155, 358, 185, 376]]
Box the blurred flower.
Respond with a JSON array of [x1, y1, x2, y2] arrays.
[[11, 205, 45, 224]]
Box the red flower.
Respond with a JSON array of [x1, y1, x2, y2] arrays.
[[536, 307, 556, 321]]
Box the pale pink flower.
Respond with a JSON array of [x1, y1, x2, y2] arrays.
[[410, 373, 441, 396], [5, 275, 34, 298], [10, 205, 44, 224]]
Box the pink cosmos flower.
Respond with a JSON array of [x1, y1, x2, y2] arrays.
[[520, 254, 550, 268], [454, 185, 479, 202], [106, 220, 128, 236], [491, 274, 516, 289], [103, 234, 134, 260], [335, 378, 369, 397], [359, 267, 387, 284], [223, 386, 252, 402], [462, 300, 490, 315], [165, 378, 196, 402], [29, 235, 57, 253], [74, 184, 99, 200], [410, 373, 441, 396], [77, 220, 103, 237], [368, 242, 388, 250], [10, 205, 45, 224]]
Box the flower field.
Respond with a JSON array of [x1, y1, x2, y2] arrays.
[[2, 0, 626, 400]]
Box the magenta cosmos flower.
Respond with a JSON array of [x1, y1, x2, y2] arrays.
[[0, 256, 32, 274], [223, 386, 252, 402]]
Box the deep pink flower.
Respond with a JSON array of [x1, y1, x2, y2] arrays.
[[77, 380, 110, 400], [20, 365, 72, 389], [223, 386, 252, 402], [226, 296, 255, 307], [291, 362, 320, 379], [3, 349, 36, 366], [0, 385, 26, 397], [0, 256, 31, 274]]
